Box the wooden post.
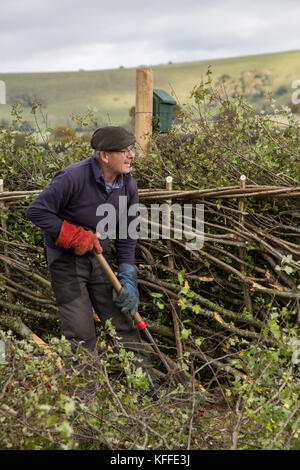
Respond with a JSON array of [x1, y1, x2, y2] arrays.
[[238, 175, 253, 314], [135, 67, 153, 157], [166, 176, 183, 364], [0, 178, 14, 305], [166, 176, 174, 270], [0, 179, 9, 266], [0, 81, 5, 105]]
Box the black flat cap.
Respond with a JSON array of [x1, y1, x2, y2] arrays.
[[91, 126, 135, 151]]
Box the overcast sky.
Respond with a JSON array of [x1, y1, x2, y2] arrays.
[[0, 0, 299, 73]]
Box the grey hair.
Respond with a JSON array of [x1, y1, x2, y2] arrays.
[[92, 149, 100, 160]]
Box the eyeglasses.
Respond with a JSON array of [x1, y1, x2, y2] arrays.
[[110, 145, 135, 156]]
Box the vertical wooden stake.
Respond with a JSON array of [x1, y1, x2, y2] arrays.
[[0, 179, 9, 266], [135, 67, 153, 157], [238, 175, 253, 314], [166, 176, 174, 270], [0, 178, 14, 304], [166, 176, 183, 364]]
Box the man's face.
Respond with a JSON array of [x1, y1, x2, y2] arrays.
[[105, 145, 136, 177]]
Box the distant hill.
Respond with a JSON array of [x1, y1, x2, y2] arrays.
[[0, 49, 299, 130]]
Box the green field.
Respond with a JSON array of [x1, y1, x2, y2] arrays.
[[0, 49, 299, 129]]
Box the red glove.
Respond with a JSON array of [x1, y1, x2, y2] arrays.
[[55, 220, 102, 255]]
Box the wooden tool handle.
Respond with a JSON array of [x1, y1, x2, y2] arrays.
[[93, 251, 172, 375], [93, 251, 146, 328], [93, 251, 122, 294]]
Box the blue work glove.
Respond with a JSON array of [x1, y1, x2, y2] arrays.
[[112, 264, 139, 316]]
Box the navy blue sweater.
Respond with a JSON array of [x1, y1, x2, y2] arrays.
[[26, 155, 139, 265]]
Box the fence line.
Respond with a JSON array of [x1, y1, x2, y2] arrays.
[[1, 185, 300, 203]]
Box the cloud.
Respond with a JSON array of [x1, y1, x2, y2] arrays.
[[0, 0, 299, 73]]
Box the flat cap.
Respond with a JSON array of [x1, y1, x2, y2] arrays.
[[91, 126, 135, 151]]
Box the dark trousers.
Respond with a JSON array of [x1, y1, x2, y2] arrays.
[[46, 246, 155, 380]]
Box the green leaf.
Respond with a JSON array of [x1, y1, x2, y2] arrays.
[[181, 328, 192, 340], [192, 304, 201, 314], [57, 421, 73, 438], [151, 293, 163, 298], [64, 399, 75, 417], [283, 265, 295, 275]]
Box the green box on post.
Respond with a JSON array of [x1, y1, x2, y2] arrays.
[[153, 89, 176, 133]]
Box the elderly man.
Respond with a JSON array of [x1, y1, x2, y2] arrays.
[[26, 126, 158, 393]]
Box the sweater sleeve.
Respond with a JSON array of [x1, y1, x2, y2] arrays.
[[26, 170, 74, 240], [115, 177, 139, 266]]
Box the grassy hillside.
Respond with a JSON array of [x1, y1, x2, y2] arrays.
[[0, 49, 299, 129]]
